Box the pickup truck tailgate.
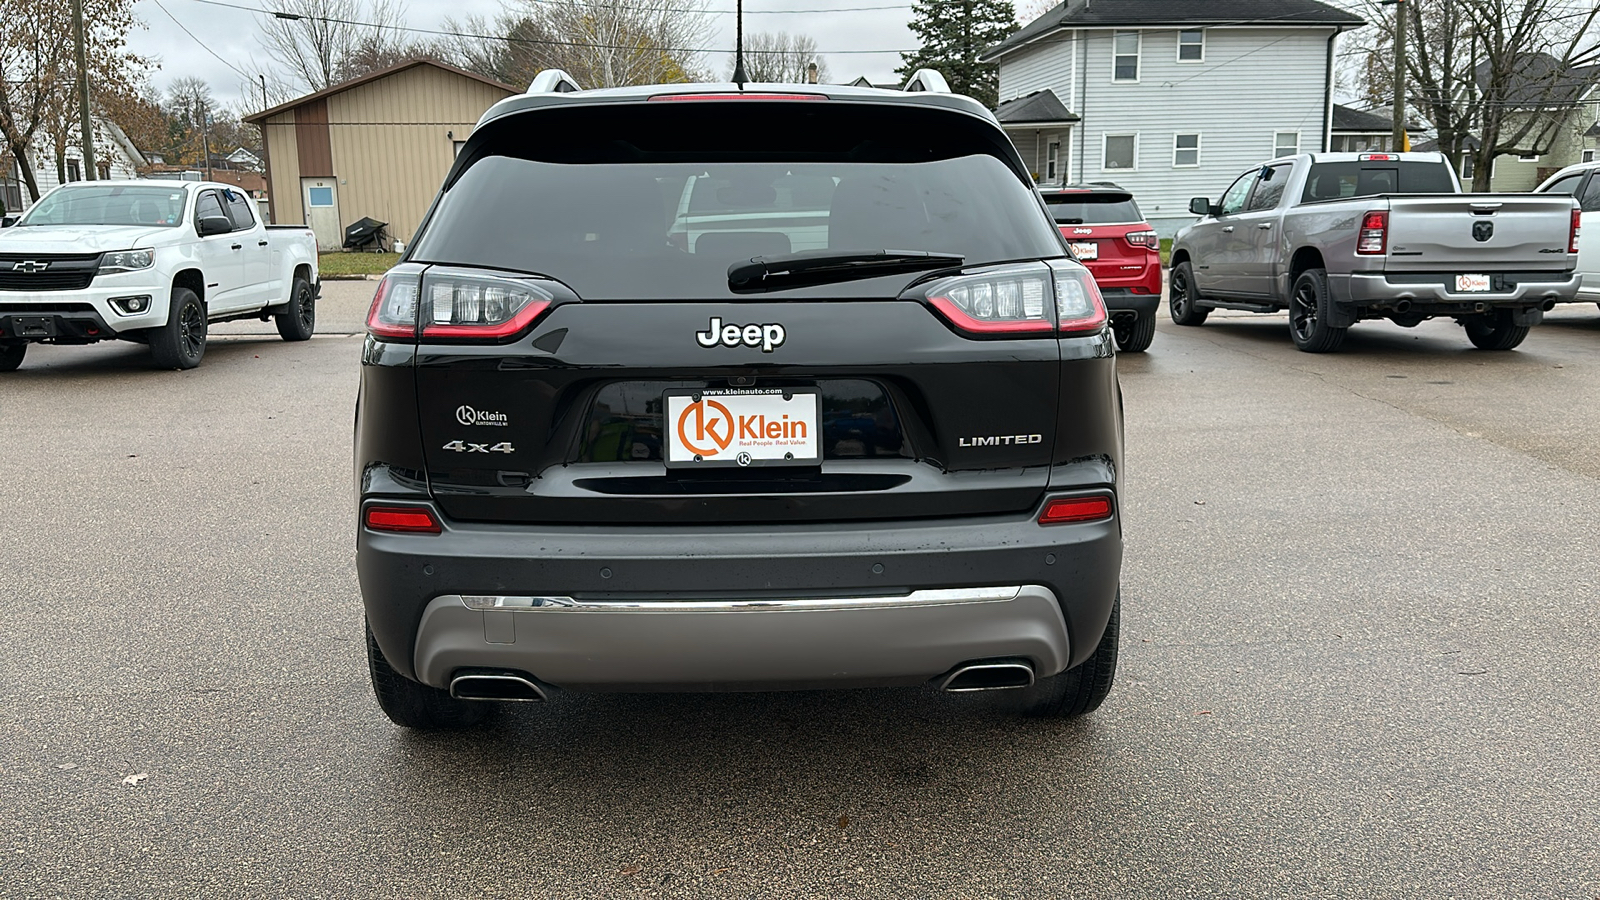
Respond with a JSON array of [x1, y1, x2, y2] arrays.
[[1386, 195, 1576, 273]]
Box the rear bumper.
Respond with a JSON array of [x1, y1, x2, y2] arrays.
[[358, 499, 1122, 690], [1099, 289, 1161, 319], [1333, 271, 1582, 308], [412, 586, 1072, 691]]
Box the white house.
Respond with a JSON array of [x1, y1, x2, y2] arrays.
[[0, 118, 147, 215], [982, 0, 1365, 235]]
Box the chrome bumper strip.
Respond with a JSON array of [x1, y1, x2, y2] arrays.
[[457, 585, 1024, 613]]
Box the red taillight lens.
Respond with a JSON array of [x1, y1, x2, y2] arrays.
[[1124, 229, 1159, 249], [1038, 495, 1114, 525], [922, 263, 1055, 334], [1050, 260, 1108, 334], [420, 268, 555, 340], [366, 273, 420, 339], [1570, 208, 1581, 254], [1356, 211, 1389, 255], [1359, 153, 1398, 161], [364, 505, 442, 534]]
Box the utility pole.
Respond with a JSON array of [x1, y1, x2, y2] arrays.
[[199, 100, 214, 181], [1390, 0, 1407, 151], [72, 0, 98, 180]]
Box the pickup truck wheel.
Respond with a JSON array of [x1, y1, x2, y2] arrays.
[[1464, 310, 1530, 351], [149, 287, 207, 369], [0, 341, 24, 372], [1008, 592, 1119, 718], [366, 622, 494, 730], [1168, 261, 1208, 326], [1113, 313, 1156, 353], [274, 276, 315, 342], [1288, 268, 1347, 353]]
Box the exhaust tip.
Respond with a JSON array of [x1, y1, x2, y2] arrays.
[[449, 671, 549, 702], [940, 660, 1035, 692]]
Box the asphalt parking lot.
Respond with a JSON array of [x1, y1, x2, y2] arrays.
[[2, 280, 1598, 899]]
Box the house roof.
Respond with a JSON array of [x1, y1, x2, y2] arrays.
[[996, 90, 1080, 126], [1414, 135, 1480, 153], [243, 58, 518, 124], [1587, 121, 1600, 137], [1475, 53, 1600, 108], [984, 0, 1364, 61], [1333, 104, 1424, 133]]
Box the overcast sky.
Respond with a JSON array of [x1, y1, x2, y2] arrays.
[[128, 0, 920, 110]]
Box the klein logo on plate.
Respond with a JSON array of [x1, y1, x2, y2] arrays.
[[666, 390, 820, 467], [455, 405, 508, 427]]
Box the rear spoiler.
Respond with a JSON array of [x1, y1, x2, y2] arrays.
[[523, 67, 954, 96]]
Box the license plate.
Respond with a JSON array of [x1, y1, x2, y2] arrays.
[[664, 389, 821, 468], [1068, 241, 1099, 260], [11, 316, 56, 337], [1455, 274, 1491, 292]]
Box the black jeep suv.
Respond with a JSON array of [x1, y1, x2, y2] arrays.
[[355, 75, 1125, 729]]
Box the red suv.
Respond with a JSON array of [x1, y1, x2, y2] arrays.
[[1042, 185, 1161, 352]]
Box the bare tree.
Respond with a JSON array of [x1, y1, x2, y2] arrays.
[[257, 0, 410, 94], [1343, 0, 1600, 190], [728, 31, 828, 84], [438, 0, 712, 89]]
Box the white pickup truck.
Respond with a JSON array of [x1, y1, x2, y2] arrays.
[[0, 180, 319, 370]]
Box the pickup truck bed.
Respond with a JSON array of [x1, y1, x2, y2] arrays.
[[1171, 152, 1581, 352]]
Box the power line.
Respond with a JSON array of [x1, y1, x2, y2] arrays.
[[150, 0, 253, 78]]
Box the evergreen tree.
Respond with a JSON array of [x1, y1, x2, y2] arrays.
[[896, 0, 1019, 108]]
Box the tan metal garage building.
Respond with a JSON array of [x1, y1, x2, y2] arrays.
[[245, 59, 518, 251]]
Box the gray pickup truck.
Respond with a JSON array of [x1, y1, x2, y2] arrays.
[[1169, 152, 1582, 352]]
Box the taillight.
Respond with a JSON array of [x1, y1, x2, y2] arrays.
[[1570, 208, 1582, 254], [1050, 260, 1108, 334], [1356, 211, 1388, 255], [1359, 153, 1398, 161], [921, 263, 1055, 334], [421, 268, 553, 339], [364, 505, 442, 534], [1124, 230, 1159, 249], [1038, 495, 1114, 525], [366, 273, 420, 339]]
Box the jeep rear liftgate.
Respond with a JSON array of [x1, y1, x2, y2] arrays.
[[373, 97, 1114, 526]]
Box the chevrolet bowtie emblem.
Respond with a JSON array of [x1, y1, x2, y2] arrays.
[[11, 260, 49, 273]]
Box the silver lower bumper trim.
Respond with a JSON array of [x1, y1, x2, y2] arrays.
[[458, 585, 1023, 613]]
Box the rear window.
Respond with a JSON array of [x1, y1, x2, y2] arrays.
[[1044, 193, 1143, 225], [1301, 161, 1457, 203], [409, 103, 1064, 300]]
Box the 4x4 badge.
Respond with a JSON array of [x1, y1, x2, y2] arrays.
[[696, 317, 786, 352]]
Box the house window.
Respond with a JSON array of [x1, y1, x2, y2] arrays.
[[1103, 133, 1137, 170], [1461, 155, 1475, 179], [97, 162, 110, 180], [1583, 149, 1596, 163], [1177, 30, 1204, 62], [1112, 31, 1140, 82], [1046, 140, 1060, 181], [66, 159, 82, 183], [1517, 151, 1540, 162], [1273, 131, 1300, 158], [453, 140, 466, 157], [1173, 133, 1200, 167]]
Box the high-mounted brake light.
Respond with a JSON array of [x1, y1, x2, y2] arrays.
[[1570, 207, 1582, 254], [1359, 153, 1399, 161], [1038, 495, 1114, 525], [1356, 210, 1389, 255], [366, 273, 420, 339], [364, 505, 442, 534], [648, 93, 827, 102]]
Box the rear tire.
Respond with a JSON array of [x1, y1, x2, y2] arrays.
[[367, 622, 493, 730], [149, 287, 207, 369], [274, 276, 315, 342], [1288, 268, 1347, 353], [1464, 310, 1530, 351], [1113, 313, 1156, 353], [1011, 593, 1119, 718], [1168, 261, 1209, 326], [0, 341, 24, 372]]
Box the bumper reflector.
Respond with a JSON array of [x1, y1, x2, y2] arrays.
[[1038, 496, 1114, 525], [365, 505, 442, 534]]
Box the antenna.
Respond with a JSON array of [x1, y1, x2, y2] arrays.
[[732, 0, 748, 87]]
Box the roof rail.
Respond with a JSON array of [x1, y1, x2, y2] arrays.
[[902, 69, 951, 93], [528, 70, 582, 94]]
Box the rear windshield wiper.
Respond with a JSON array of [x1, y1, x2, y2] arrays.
[[727, 249, 965, 294]]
